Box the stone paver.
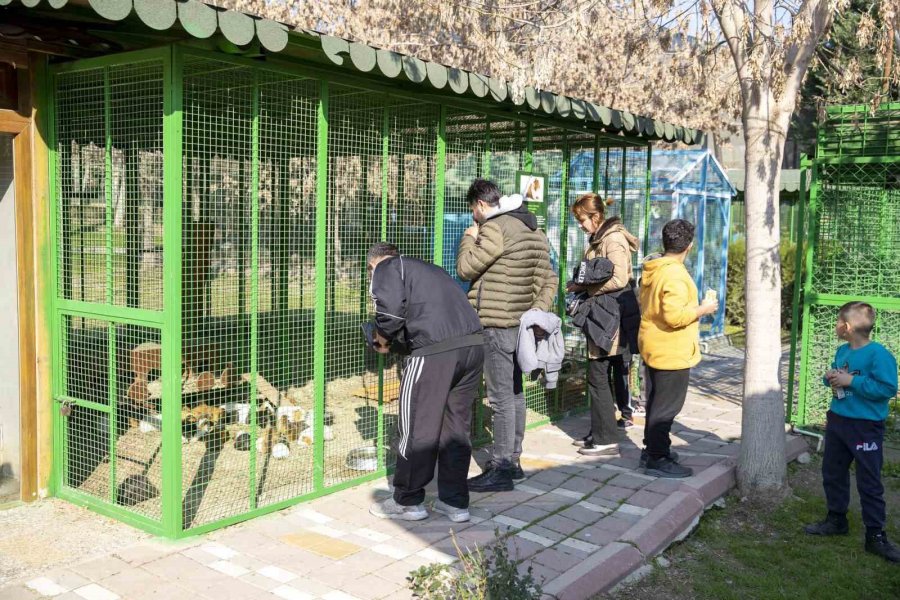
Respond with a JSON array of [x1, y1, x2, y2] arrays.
[[1, 343, 811, 600]]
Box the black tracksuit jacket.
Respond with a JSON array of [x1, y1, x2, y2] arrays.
[[370, 256, 483, 356]]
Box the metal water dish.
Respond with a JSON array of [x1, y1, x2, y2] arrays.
[[345, 445, 378, 471]]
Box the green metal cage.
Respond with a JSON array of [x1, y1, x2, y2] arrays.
[[49, 45, 655, 537], [788, 103, 900, 428]]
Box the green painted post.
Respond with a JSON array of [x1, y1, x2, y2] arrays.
[[796, 157, 819, 427], [481, 116, 491, 178], [619, 147, 627, 225], [591, 136, 601, 194], [603, 148, 610, 198], [786, 154, 809, 422], [377, 103, 388, 471], [642, 144, 652, 259], [556, 134, 570, 415], [313, 80, 329, 491], [161, 46, 185, 536], [249, 73, 260, 509], [525, 122, 534, 172], [104, 67, 113, 305], [45, 61, 63, 496], [434, 105, 446, 266], [107, 323, 117, 503]]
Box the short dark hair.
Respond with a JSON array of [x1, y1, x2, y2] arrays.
[[367, 242, 399, 264], [466, 178, 501, 207], [662, 219, 695, 254], [839, 301, 876, 335]]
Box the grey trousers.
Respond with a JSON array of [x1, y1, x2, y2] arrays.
[[483, 326, 526, 466]]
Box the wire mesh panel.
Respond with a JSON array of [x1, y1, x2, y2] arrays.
[[56, 68, 107, 305], [819, 103, 900, 158], [55, 58, 167, 528], [61, 316, 111, 501], [489, 119, 526, 194], [812, 163, 900, 298], [255, 75, 319, 505], [793, 104, 900, 427], [324, 85, 386, 486], [109, 62, 165, 310], [181, 56, 256, 528]]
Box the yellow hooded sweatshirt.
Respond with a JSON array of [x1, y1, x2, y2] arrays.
[[638, 255, 701, 370]]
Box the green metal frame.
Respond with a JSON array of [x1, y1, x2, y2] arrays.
[[790, 104, 900, 427], [45, 42, 657, 538]]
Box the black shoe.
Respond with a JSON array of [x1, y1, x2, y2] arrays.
[[467, 466, 514, 493], [573, 434, 593, 448], [804, 515, 849, 536], [617, 418, 635, 429], [866, 531, 900, 563], [644, 457, 693, 478], [511, 460, 526, 482], [639, 449, 680, 469]]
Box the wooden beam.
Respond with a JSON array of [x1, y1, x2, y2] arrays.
[[29, 54, 52, 497], [0, 110, 29, 134], [14, 122, 37, 502]]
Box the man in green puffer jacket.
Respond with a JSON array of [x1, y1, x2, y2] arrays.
[[457, 178, 557, 492]]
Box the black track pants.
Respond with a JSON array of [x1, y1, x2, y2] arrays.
[[393, 345, 484, 508]]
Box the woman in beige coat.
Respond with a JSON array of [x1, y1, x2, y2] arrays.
[[566, 193, 640, 456]]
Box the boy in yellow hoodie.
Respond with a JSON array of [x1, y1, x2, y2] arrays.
[[638, 220, 718, 478]]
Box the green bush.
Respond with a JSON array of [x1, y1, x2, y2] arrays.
[[408, 531, 542, 600], [726, 239, 806, 332]]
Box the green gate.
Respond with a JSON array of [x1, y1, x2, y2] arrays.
[[788, 103, 900, 427], [49, 45, 655, 537]]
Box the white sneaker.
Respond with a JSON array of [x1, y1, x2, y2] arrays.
[[577, 442, 619, 456], [369, 497, 429, 521], [432, 499, 470, 523]]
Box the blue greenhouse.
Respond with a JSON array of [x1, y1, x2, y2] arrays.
[[561, 149, 735, 339]]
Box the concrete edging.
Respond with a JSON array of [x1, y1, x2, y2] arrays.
[[545, 435, 810, 599]]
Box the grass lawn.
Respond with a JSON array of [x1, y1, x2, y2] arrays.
[[601, 454, 900, 600]]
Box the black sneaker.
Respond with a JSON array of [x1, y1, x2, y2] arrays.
[[617, 418, 635, 429], [644, 456, 693, 478], [511, 460, 526, 482], [572, 434, 593, 448], [467, 465, 514, 493], [865, 531, 900, 563], [804, 515, 849, 536], [639, 449, 680, 469]]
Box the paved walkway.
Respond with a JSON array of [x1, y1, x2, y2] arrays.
[[0, 345, 806, 600]]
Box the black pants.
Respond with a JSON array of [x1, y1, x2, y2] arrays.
[[393, 345, 484, 509], [822, 411, 886, 531], [588, 357, 619, 445], [643, 366, 690, 460], [609, 355, 633, 419]]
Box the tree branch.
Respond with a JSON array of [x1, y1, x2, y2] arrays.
[[780, 0, 834, 114]]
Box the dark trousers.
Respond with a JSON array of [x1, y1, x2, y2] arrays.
[[588, 358, 619, 445], [393, 345, 484, 509], [609, 355, 633, 419], [822, 411, 886, 531], [643, 366, 691, 460]]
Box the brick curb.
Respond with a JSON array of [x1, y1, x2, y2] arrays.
[[544, 435, 806, 600]]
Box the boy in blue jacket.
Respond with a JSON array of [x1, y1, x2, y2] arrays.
[[804, 301, 900, 563]]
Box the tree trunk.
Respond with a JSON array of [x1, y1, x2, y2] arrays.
[[738, 97, 788, 494]]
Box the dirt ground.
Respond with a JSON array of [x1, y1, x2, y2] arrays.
[[0, 499, 149, 586]]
